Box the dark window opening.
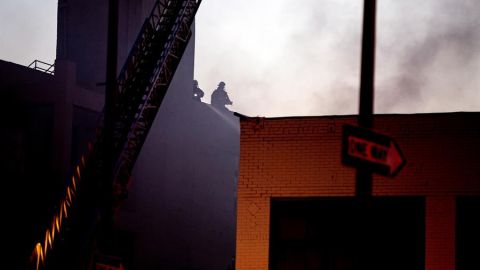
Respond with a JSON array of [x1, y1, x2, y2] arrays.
[[456, 196, 480, 270], [270, 197, 425, 270]]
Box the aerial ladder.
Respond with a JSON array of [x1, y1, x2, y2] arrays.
[[29, 0, 202, 269]]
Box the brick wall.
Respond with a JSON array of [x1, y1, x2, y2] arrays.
[[236, 112, 480, 270]]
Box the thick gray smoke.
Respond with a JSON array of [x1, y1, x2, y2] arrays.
[[194, 0, 480, 116], [376, 0, 480, 113]]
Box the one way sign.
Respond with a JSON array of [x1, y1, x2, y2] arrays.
[[342, 124, 406, 177]]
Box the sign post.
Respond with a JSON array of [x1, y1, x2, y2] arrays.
[[356, 0, 377, 197]]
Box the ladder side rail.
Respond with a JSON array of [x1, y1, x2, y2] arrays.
[[112, 0, 200, 187]]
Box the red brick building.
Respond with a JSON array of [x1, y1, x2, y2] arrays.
[[236, 112, 480, 270]]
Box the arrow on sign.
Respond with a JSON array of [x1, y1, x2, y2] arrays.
[[342, 124, 406, 177]]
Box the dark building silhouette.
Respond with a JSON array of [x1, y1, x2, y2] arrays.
[[0, 58, 104, 269], [235, 112, 480, 270], [1, 0, 238, 269]]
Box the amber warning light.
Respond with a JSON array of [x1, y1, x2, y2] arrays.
[[342, 124, 406, 177]]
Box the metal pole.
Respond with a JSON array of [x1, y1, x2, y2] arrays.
[[105, 0, 118, 190], [105, 0, 118, 162], [102, 0, 118, 254], [356, 0, 376, 198]]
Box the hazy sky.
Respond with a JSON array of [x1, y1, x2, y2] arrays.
[[1, 0, 479, 117]]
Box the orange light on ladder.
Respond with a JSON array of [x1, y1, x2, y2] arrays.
[[76, 165, 81, 179], [31, 168, 80, 270], [72, 176, 77, 191], [33, 243, 43, 270]]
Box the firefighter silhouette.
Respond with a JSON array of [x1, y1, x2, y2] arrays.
[[210, 81, 232, 110], [192, 79, 204, 102]]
